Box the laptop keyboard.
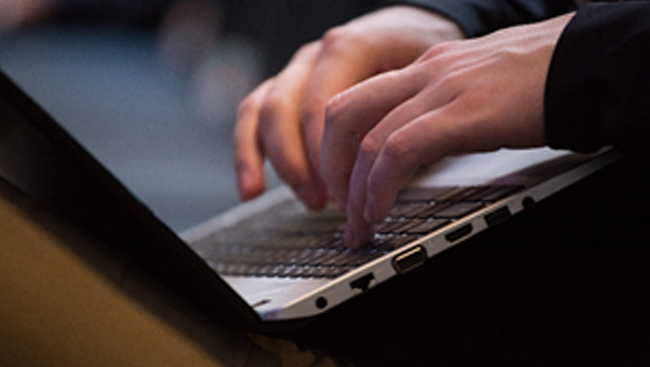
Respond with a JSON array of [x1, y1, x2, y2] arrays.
[[198, 185, 522, 279]]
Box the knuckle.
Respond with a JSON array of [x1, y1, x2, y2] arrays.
[[299, 104, 323, 128], [419, 40, 458, 61], [294, 41, 319, 59], [237, 91, 261, 118], [321, 26, 367, 57], [237, 79, 273, 117], [359, 132, 382, 160], [324, 98, 346, 130], [258, 93, 291, 127], [419, 43, 446, 62], [324, 95, 341, 120], [383, 131, 412, 163], [321, 26, 349, 50], [434, 69, 465, 95]]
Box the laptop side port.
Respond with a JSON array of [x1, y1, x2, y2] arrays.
[[350, 273, 376, 293], [445, 224, 473, 242], [484, 206, 511, 227], [392, 246, 427, 274]]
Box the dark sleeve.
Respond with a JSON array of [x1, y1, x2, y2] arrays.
[[394, 0, 579, 37], [545, 2, 650, 155]]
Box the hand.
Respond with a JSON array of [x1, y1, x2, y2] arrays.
[[233, 6, 464, 210], [321, 13, 574, 248]]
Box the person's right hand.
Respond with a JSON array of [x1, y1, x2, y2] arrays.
[[233, 6, 464, 210], [321, 13, 572, 248]]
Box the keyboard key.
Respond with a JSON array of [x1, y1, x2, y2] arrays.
[[396, 186, 458, 202], [480, 185, 524, 202], [433, 202, 484, 219], [403, 219, 450, 235]]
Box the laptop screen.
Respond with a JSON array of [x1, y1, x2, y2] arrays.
[[0, 69, 265, 331]]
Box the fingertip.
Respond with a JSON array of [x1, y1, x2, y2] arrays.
[[296, 184, 329, 211], [344, 229, 360, 250], [236, 167, 265, 201], [344, 223, 376, 250]]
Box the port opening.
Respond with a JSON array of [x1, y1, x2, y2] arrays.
[[522, 196, 536, 209], [445, 224, 473, 243], [350, 273, 376, 293], [484, 206, 511, 227], [392, 246, 427, 274], [315, 297, 328, 309]]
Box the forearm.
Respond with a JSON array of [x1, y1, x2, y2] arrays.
[[545, 2, 650, 155]]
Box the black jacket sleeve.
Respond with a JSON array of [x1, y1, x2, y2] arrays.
[[395, 0, 579, 37], [545, 2, 650, 155]]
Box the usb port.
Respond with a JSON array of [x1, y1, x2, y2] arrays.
[[484, 207, 511, 227], [392, 246, 427, 274]]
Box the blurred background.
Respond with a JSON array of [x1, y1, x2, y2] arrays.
[[0, 0, 383, 232]]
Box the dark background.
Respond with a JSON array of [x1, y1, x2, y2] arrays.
[[0, 0, 382, 232]]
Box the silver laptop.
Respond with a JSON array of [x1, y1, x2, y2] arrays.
[[0, 68, 618, 331], [181, 147, 617, 321]]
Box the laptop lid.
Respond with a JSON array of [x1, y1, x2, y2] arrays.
[[0, 69, 294, 333]]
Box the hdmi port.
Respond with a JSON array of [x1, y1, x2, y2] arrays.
[[392, 246, 427, 274], [445, 224, 473, 242]]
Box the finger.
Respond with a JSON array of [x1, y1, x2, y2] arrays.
[[292, 34, 393, 209], [322, 69, 423, 207], [233, 80, 273, 200], [292, 41, 382, 213], [341, 102, 432, 247], [364, 105, 468, 225], [341, 78, 458, 247], [257, 43, 330, 210], [343, 143, 379, 249], [299, 29, 386, 176]]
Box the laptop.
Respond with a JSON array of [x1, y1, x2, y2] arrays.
[[0, 68, 619, 333]]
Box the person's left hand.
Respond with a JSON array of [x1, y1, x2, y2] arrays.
[[233, 6, 464, 211], [321, 13, 574, 249]]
